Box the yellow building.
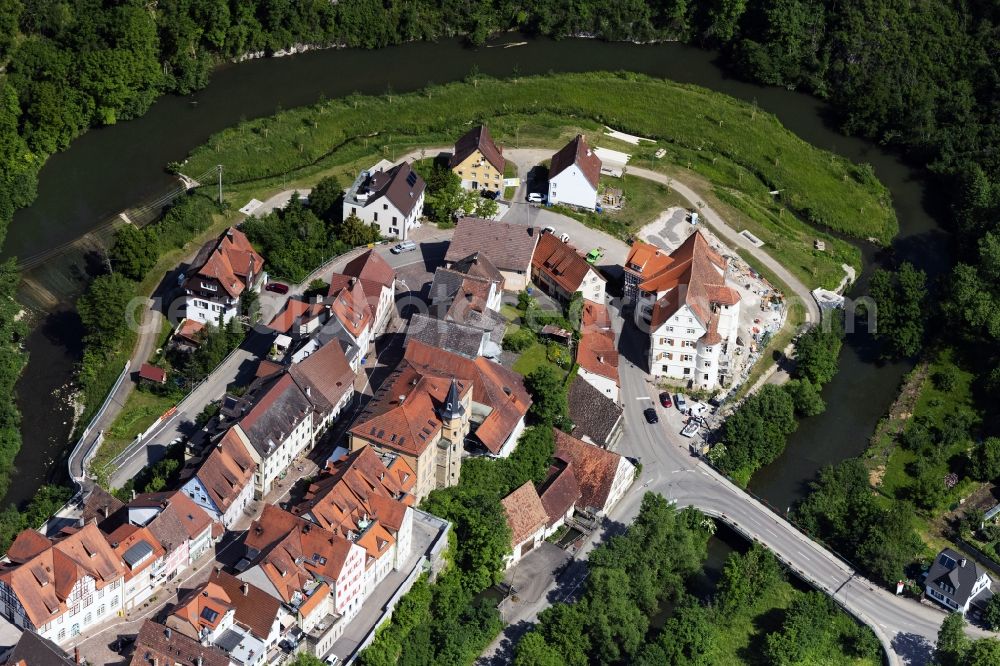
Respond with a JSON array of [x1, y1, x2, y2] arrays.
[[349, 368, 470, 502], [449, 124, 506, 193]]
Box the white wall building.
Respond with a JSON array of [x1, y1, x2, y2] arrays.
[[182, 227, 265, 325], [636, 231, 742, 390], [343, 161, 425, 241], [547, 134, 602, 211]]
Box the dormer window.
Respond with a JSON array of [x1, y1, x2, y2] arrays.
[[200, 281, 217, 292]]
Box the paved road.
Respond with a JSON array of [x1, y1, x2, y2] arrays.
[[68, 299, 163, 489]]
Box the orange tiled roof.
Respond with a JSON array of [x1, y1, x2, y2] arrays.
[[0, 524, 126, 628], [577, 299, 618, 384], [266, 299, 327, 334], [624, 240, 672, 278], [501, 482, 548, 546], [294, 447, 414, 538], [404, 340, 531, 455], [187, 227, 264, 299], [350, 365, 469, 457], [327, 277, 373, 339], [639, 231, 739, 333], [169, 581, 233, 638]]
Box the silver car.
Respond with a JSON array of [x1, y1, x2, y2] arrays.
[[391, 240, 417, 254]]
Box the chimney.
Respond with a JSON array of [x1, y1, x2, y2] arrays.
[[165, 627, 172, 640], [197, 658, 204, 666], [242, 582, 249, 596], [102, 505, 109, 519], [305, 386, 312, 398], [961, 558, 968, 568]]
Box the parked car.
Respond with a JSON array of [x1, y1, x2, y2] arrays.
[[324, 657, 340, 666], [265, 282, 289, 294], [527, 192, 546, 203], [675, 394, 687, 411], [643, 407, 659, 424], [585, 248, 604, 264], [391, 240, 417, 254], [659, 392, 673, 408], [542, 225, 555, 235]]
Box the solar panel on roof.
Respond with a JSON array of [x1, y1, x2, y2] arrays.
[[406, 172, 418, 186], [200, 607, 220, 623]]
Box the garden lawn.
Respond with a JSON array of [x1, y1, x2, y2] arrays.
[[183, 72, 896, 245], [94, 389, 177, 470], [511, 342, 555, 377]]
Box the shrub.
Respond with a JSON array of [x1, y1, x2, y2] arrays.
[[502, 327, 535, 352]]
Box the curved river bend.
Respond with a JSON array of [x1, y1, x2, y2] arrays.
[[4, 36, 946, 509]]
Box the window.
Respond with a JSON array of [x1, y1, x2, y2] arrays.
[[200, 281, 217, 291], [661, 365, 669, 372], [687, 328, 696, 335], [683, 368, 691, 375], [351, 207, 356, 215], [705, 347, 713, 353], [58, 629, 65, 640], [703, 374, 709, 381], [383, 204, 388, 210], [703, 361, 711, 367], [392, 216, 397, 224], [373, 212, 378, 221]]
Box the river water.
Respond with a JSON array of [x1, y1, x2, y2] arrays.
[[3, 35, 947, 509]]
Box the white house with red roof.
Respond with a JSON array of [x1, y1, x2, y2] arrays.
[[576, 300, 620, 401], [547, 134, 602, 211], [183, 227, 265, 325], [632, 231, 742, 390], [339, 249, 396, 334], [0, 524, 127, 645]]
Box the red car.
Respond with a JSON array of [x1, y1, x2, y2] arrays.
[[659, 392, 672, 408], [265, 282, 289, 294]]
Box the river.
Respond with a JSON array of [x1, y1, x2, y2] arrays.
[[3, 35, 948, 510]]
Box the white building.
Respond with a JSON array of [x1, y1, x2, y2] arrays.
[[547, 134, 602, 211], [182, 427, 256, 529], [343, 161, 425, 241], [633, 231, 741, 390], [501, 482, 548, 568], [0, 524, 126, 645], [182, 227, 265, 325], [925, 548, 994, 617]]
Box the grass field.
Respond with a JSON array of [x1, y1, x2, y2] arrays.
[[95, 389, 176, 470], [182, 72, 896, 245]]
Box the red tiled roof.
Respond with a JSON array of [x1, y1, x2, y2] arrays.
[[0, 524, 126, 628], [624, 240, 672, 278], [539, 463, 581, 528], [208, 569, 281, 641], [327, 277, 373, 339], [639, 231, 739, 333], [549, 134, 601, 190], [266, 299, 327, 334], [404, 340, 531, 454], [532, 232, 603, 295], [130, 620, 229, 666], [577, 299, 618, 384], [195, 429, 256, 512], [175, 319, 205, 345], [449, 124, 505, 173], [294, 447, 414, 537], [343, 249, 396, 289], [138, 363, 166, 383], [168, 581, 232, 638], [187, 227, 264, 299], [244, 506, 354, 603], [350, 364, 469, 457], [553, 429, 627, 512], [501, 482, 548, 546]]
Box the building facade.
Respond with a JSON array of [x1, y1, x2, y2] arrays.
[[449, 125, 505, 193], [343, 161, 426, 241], [182, 227, 265, 325], [547, 134, 601, 210]]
